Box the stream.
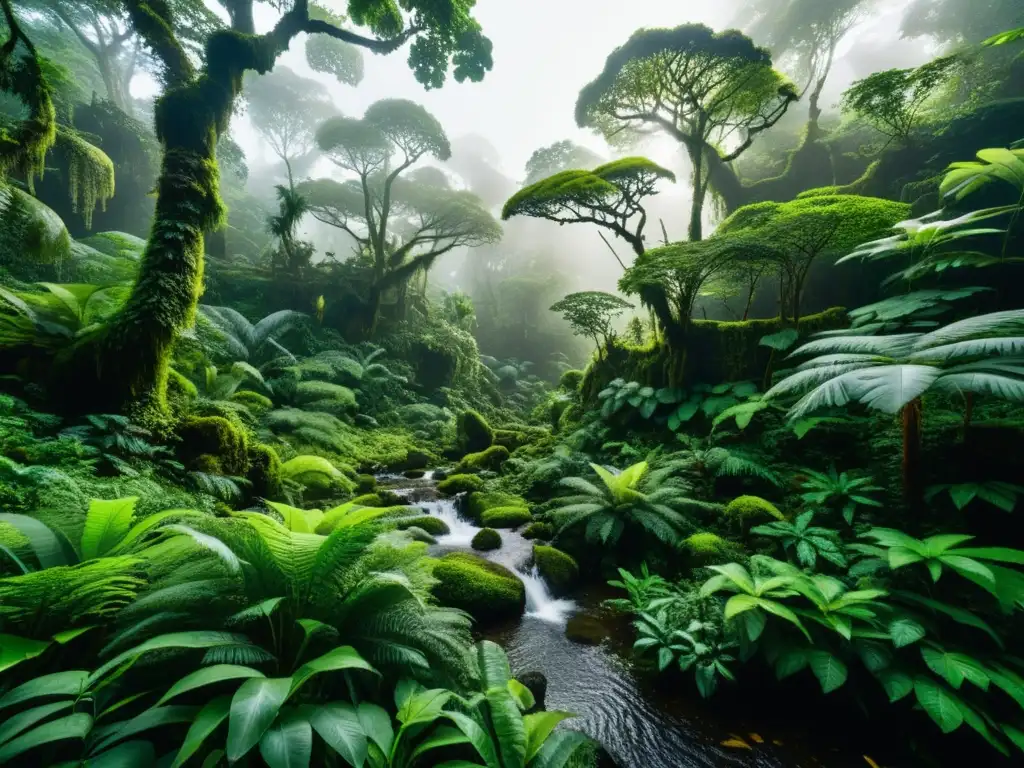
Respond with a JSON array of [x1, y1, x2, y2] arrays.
[[384, 475, 908, 768]]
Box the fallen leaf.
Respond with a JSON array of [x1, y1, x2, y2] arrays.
[[749, 733, 764, 743], [863, 757, 881, 768], [721, 738, 752, 750]]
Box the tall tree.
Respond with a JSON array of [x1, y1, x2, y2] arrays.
[[300, 99, 501, 333], [575, 24, 798, 241], [523, 140, 604, 185], [16, 0, 221, 113], [739, 0, 873, 130], [244, 65, 337, 189], [19, 0, 492, 415], [501, 157, 675, 261]]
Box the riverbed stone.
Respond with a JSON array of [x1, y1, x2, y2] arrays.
[[465, 491, 528, 522], [518, 670, 547, 713], [481, 506, 532, 528], [431, 552, 525, 623], [395, 515, 450, 536], [565, 614, 610, 646], [471, 527, 502, 551], [532, 545, 579, 596], [437, 473, 484, 496], [522, 521, 554, 541]]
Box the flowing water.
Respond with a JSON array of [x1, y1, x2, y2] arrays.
[[386, 477, 912, 768]]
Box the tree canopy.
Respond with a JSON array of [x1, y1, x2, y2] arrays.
[[716, 193, 911, 320], [550, 290, 634, 353], [245, 66, 338, 188], [502, 157, 675, 258], [524, 140, 605, 185], [840, 55, 962, 144], [739, 0, 872, 127], [575, 23, 798, 239], [901, 0, 1024, 46]]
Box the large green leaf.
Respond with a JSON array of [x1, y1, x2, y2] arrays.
[[227, 677, 292, 762], [308, 702, 367, 767], [790, 364, 941, 419], [410, 725, 472, 762], [444, 710, 500, 767], [156, 665, 264, 706], [529, 730, 590, 768], [0, 712, 92, 763], [507, 680, 535, 712], [259, 709, 313, 768], [289, 646, 377, 697], [91, 705, 197, 752], [0, 669, 88, 708], [171, 695, 231, 768], [81, 498, 138, 561], [523, 711, 572, 763], [0, 514, 72, 568], [0, 700, 74, 746], [89, 631, 254, 685], [914, 677, 964, 733], [876, 670, 914, 702], [486, 686, 528, 768], [356, 702, 393, 756], [84, 739, 157, 767], [808, 651, 847, 693], [889, 618, 926, 648], [0, 635, 51, 674]]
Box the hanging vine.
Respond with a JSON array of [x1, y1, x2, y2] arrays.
[[57, 127, 116, 229]]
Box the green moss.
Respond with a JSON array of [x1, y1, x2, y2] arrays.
[[466, 491, 528, 522], [559, 369, 585, 391], [356, 474, 377, 493], [431, 552, 525, 623], [455, 445, 510, 474], [493, 429, 528, 450], [230, 390, 273, 413], [245, 443, 282, 499], [725, 495, 785, 522], [457, 409, 494, 453], [351, 493, 383, 507], [471, 527, 502, 551], [437, 474, 485, 495], [177, 415, 249, 474], [396, 516, 450, 536], [279, 455, 355, 499], [481, 506, 532, 529], [522, 522, 554, 541], [532, 545, 578, 596]]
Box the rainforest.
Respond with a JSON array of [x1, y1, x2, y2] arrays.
[[1, 0, 1024, 766]]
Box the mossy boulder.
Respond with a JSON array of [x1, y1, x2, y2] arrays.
[[403, 527, 437, 544], [481, 506, 532, 529], [437, 474, 484, 495], [431, 552, 525, 623], [466, 491, 528, 523], [725, 495, 785, 522], [457, 409, 494, 453], [681, 532, 736, 564], [403, 469, 426, 479], [246, 443, 282, 499], [355, 474, 377, 493], [396, 516, 450, 536], [559, 369, 585, 391], [454, 445, 509, 474], [231, 390, 273, 414], [351, 493, 383, 507], [471, 527, 502, 551], [532, 545, 578, 596], [565, 615, 609, 646], [522, 522, 555, 541], [493, 428, 528, 450], [280, 455, 356, 499], [177, 415, 249, 474]]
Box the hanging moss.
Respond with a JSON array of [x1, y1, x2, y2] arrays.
[[55, 128, 115, 230]]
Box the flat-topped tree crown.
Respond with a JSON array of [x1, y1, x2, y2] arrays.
[[524, 140, 605, 185], [502, 156, 675, 258], [575, 23, 797, 240]]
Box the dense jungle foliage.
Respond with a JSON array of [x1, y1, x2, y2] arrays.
[[1, 0, 1024, 766]]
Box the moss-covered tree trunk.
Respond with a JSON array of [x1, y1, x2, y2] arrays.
[[51, 2, 306, 415]]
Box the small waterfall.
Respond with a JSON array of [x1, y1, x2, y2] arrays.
[[426, 499, 481, 548], [521, 565, 576, 626]]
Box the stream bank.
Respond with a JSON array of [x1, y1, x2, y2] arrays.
[[384, 475, 917, 768]]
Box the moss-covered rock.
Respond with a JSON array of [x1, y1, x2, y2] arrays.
[[559, 369, 585, 391], [725, 495, 785, 522], [396, 515, 450, 536], [493, 428, 528, 450], [437, 473, 484, 495], [177, 415, 249, 474], [403, 526, 436, 544], [351, 493, 383, 507], [565, 615, 609, 646], [431, 552, 525, 623], [279, 455, 356, 499], [246, 443, 282, 500], [681, 532, 736, 564], [455, 445, 510, 474], [355, 474, 377, 493], [457, 409, 494, 453], [481, 506, 532, 529], [466, 491, 528, 522], [532, 545, 578, 596], [471, 527, 502, 551], [231, 390, 273, 414], [403, 469, 426, 479], [522, 522, 555, 541]]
